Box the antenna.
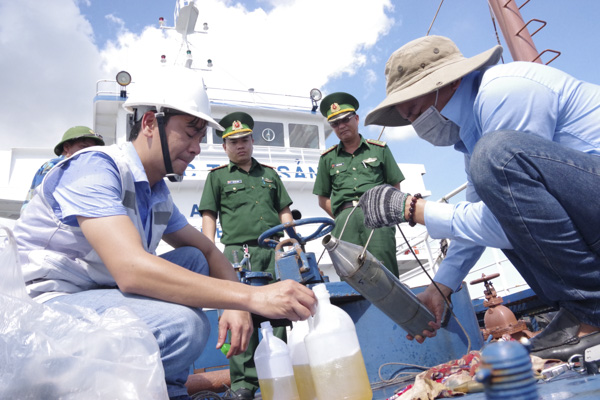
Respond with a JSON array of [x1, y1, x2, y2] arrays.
[[158, 0, 211, 70]]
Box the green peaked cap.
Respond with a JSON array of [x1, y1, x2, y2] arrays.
[[217, 112, 254, 139], [54, 126, 104, 156], [319, 92, 359, 122]]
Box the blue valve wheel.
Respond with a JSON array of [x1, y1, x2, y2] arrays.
[[258, 217, 335, 248]]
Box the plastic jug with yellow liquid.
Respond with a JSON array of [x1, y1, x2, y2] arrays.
[[304, 284, 372, 400], [288, 320, 318, 400], [254, 321, 300, 400]]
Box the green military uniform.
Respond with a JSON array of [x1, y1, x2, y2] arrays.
[[200, 158, 291, 246], [314, 92, 404, 276], [313, 136, 404, 275], [198, 112, 293, 396]]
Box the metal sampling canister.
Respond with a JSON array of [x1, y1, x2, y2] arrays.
[[322, 234, 435, 338]]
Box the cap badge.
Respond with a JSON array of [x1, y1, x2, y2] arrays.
[[330, 103, 340, 112], [232, 120, 242, 130]]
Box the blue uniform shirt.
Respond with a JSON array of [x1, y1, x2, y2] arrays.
[[21, 155, 65, 212]]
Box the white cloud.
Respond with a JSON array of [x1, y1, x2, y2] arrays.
[[98, 0, 394, 96], [365, 124, 417, 142], [1, 0, 394, 149], [362, 69, 378, 93], [0, 0, 102, 149], [105, 14, 126, 33]]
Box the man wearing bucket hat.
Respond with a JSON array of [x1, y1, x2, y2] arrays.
[[199, 111, 293, 400], [359, 35, 600, 360], [21, 126, 104, 211], [13, 68, 316, 400], [313, 92, 404, 276]]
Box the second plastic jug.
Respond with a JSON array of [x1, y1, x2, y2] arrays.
[[304, 284, 372, 400], [254, 321, 300, 400], [288, 320, 318, 400]]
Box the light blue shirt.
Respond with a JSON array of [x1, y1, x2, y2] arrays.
[[21, 155, 65, 212], [44, 142, 187, 246], [426, 62, 600, 290]]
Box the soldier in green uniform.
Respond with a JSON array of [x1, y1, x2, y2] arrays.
[[199, 112, 293, 400], [313, 92, 404, 276]]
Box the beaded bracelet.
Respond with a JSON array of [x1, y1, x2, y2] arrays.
[[400, 192, 410, 223], [408, 193, 422, 227]]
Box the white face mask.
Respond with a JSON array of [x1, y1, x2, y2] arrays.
[[411, 90, 460, 147]]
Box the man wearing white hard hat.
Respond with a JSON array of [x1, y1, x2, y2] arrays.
[[13, 67, 316, 400], [358, 35, 600, 361]]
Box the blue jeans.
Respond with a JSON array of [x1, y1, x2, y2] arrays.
[[46, 246, 210, 398], [470, 131, 600, 326]]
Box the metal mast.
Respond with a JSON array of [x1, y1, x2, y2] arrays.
[[487, 0, 560, 64]]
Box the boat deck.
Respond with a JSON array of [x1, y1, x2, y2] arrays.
[[246, 371, 600, 399], [368, 371, 600, 399]]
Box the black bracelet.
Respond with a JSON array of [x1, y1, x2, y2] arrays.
[[408, 193, 422, 227]]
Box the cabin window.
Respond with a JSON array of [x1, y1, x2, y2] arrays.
[[253, 121, 284, 147], [210, 119, 223, 144], [211, 119, 224, 144], [289, 123, 319, 149], [211, 120, 284, 147]]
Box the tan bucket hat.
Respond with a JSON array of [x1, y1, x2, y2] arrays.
[[365, 35, 502, 127]]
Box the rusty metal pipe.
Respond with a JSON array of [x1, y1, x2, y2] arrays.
[[185, 369, 231, 395], [488, 0, 541, 63]]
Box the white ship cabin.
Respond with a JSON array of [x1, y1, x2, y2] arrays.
[[0, 71, 432, 279]]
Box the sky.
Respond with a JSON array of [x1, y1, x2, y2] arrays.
[[1, 0, 598, 201]]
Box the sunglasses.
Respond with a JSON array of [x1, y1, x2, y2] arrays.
[[329, 114, 356, 128]]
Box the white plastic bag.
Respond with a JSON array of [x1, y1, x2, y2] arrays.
[[0, 226, 168, 399]]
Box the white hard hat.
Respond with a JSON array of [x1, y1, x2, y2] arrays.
[[123, 66, 223, 131]]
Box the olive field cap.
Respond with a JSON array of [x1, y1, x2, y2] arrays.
[[365, 35, 503, 127], [319, 92, 359, 122], [123, 66, 223, 131], [217, 112, 254, 139], [54, 126, 104, 156]]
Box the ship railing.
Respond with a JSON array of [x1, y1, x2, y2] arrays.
[[96, 79, 123, 97], [252, 146, 320, 164], [206, 86, 315, 111], [398, 182, 520, 297], [94, 79, 317, 112], [466, 253, 530, 301], [397, 183, 467, 275]]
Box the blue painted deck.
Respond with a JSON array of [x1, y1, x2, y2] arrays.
[[192, 280, 485, 388], [250, 370, 600, 399], [191, 309, 229, 374], [327, 281, 484, 384], [368, 369, 600, 399], [192, 282, 600, 399]]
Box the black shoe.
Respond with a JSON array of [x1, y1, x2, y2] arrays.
[[530, 308, 600, 361], [232, 388, 254, 400]]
